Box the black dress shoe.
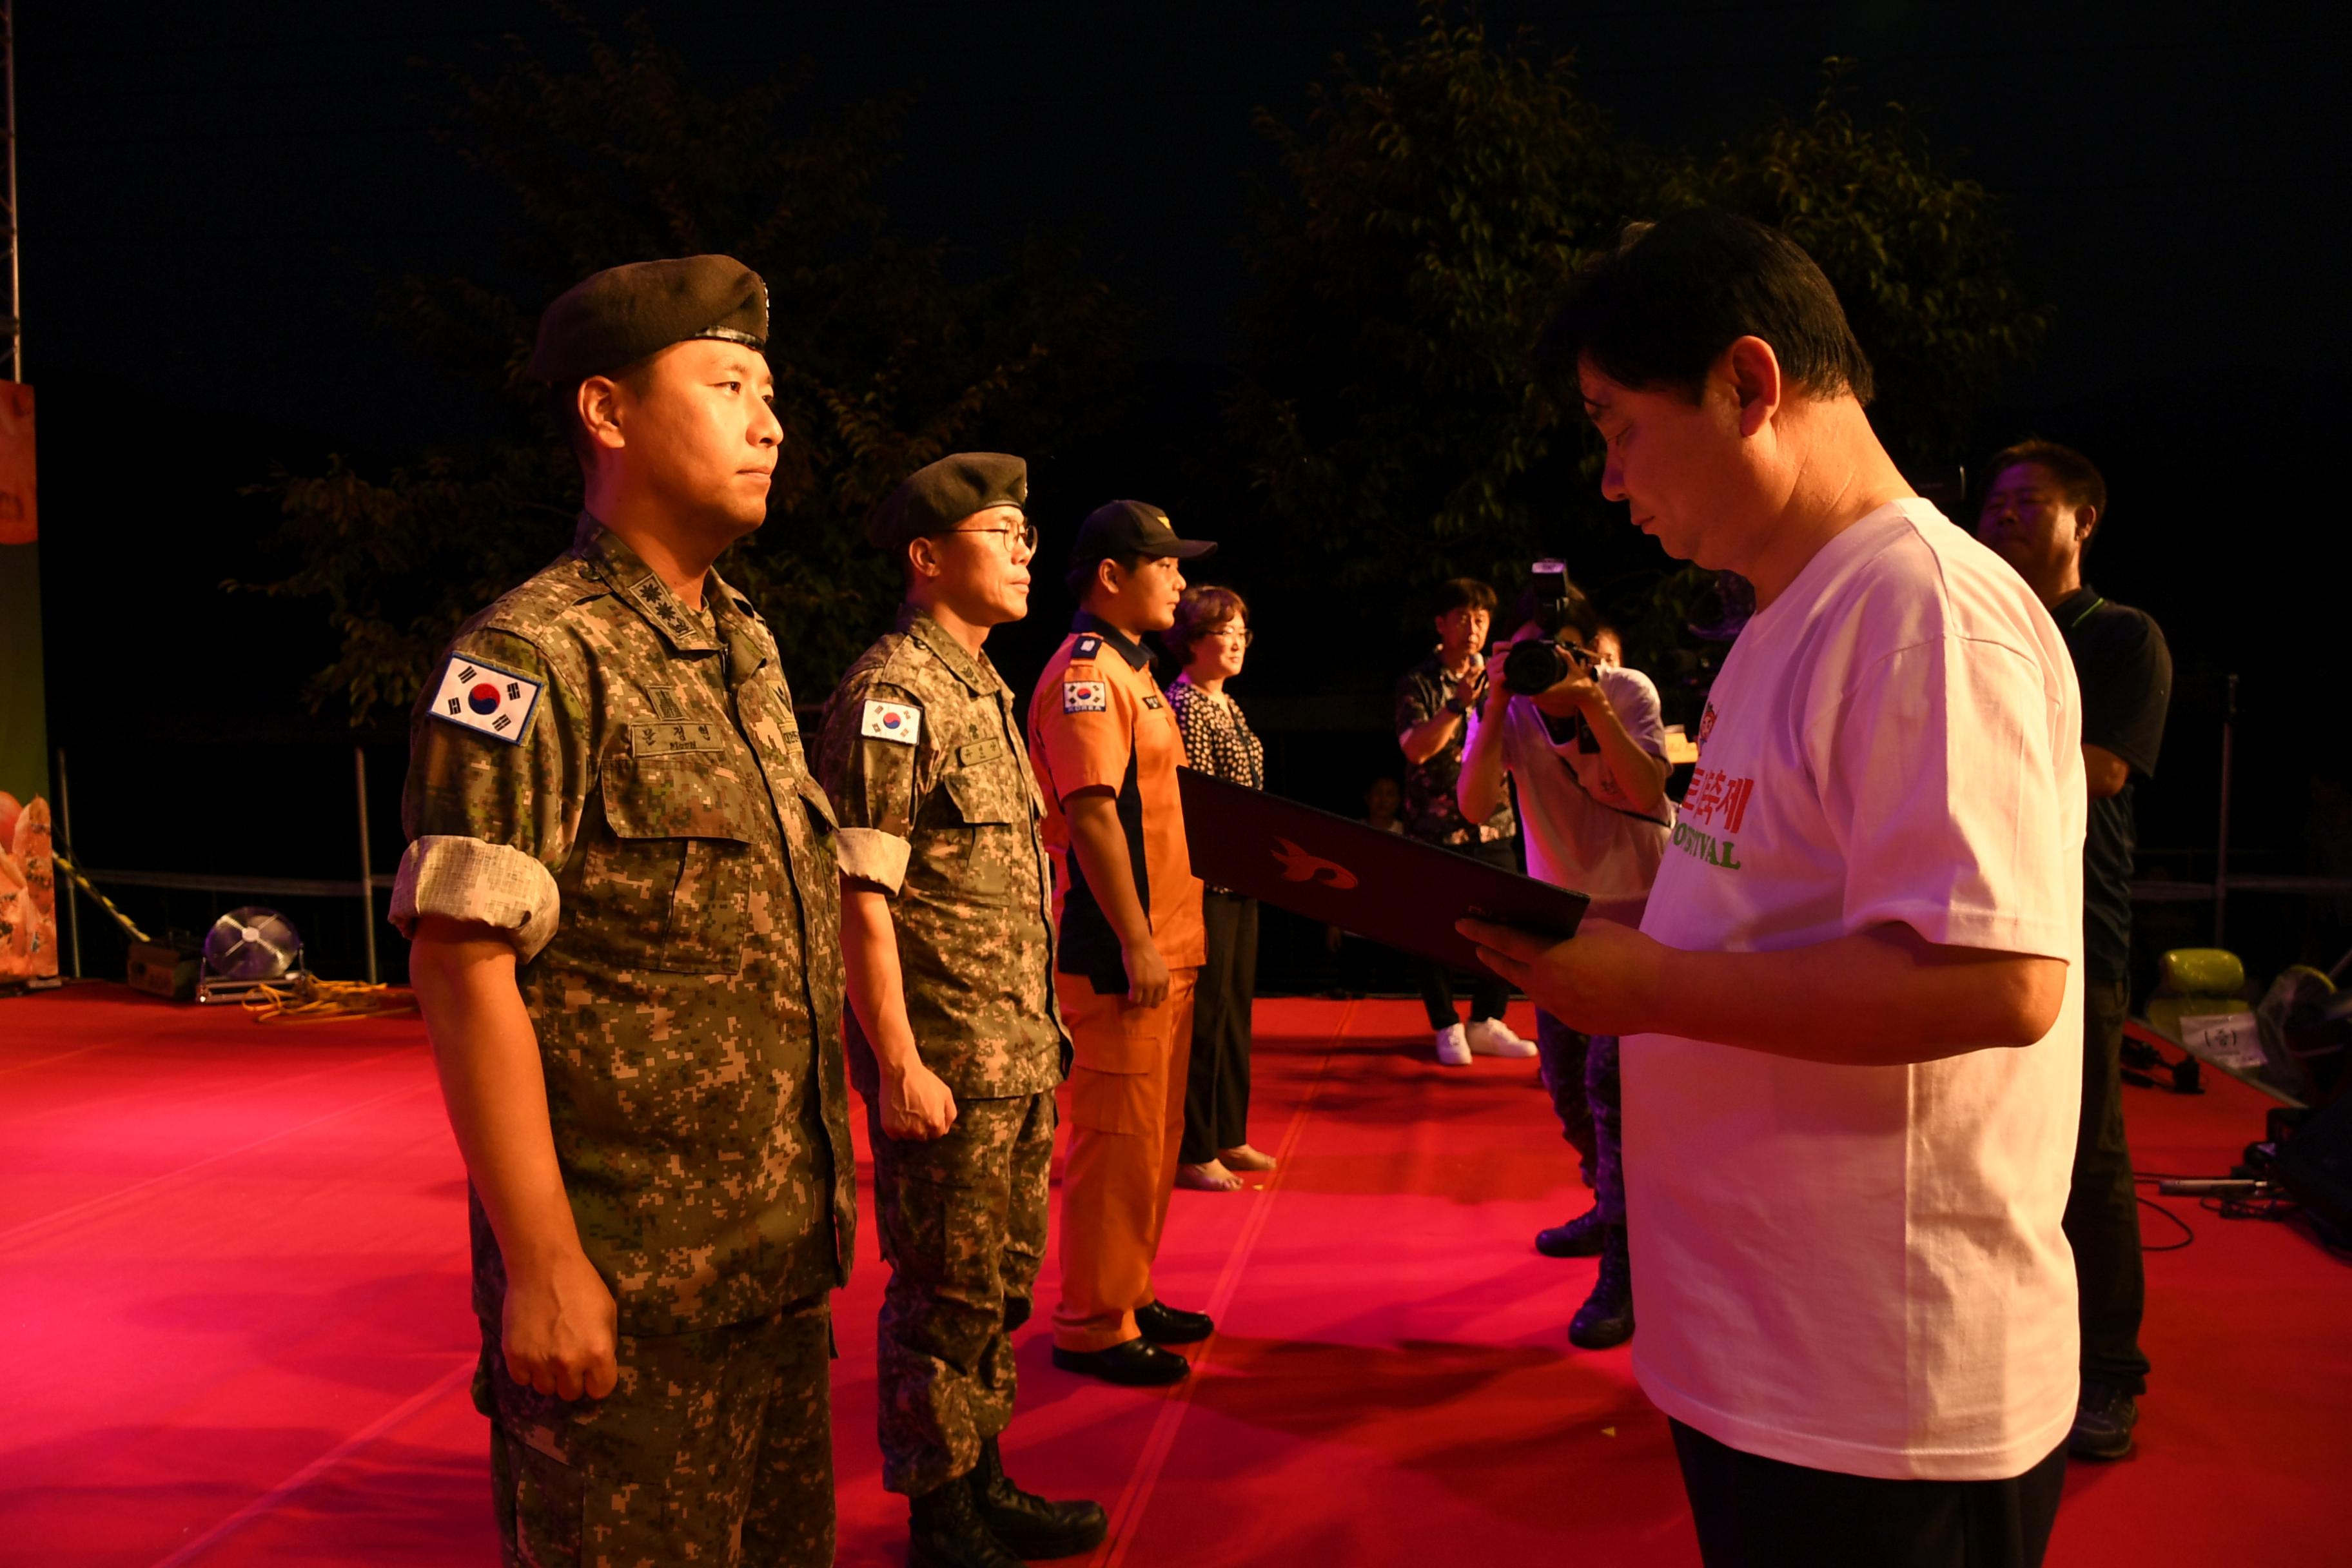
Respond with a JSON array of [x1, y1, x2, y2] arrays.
[[971, 1436, 1109, 1560], [1050, 1338, 1190, 1386], [1135, 1299, 1215, 1345], [909, 1471, 1024, 1568], [1535, 1208, 1606, 1258]]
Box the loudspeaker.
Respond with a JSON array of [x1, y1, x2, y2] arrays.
[[2277, 1088, 2352, 1243]]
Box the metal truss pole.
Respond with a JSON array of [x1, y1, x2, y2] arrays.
[[3, 0, 18, 380], [355, 747, 378, 984]]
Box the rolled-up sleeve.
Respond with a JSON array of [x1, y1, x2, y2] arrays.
[[395, 629, 584, 959], [392, 836, 562, 959], [833, 827, 912, 892], [817, 680, 925, 895]]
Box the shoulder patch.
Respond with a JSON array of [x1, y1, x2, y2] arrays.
[[1072, 634, 1103, 661], [861, 698, 921, 745], [430, 652, 544, 745], [1063, 679, 1108, 714]]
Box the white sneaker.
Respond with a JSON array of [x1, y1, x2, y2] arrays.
[[1434, 1023, 1472, 1066], [1465, 1017, 1537, 1058]]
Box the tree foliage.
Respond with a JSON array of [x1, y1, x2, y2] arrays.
[[1233, 5, 2044, 690], [1232, 8, 1642, 600], [244, 14, 1125, 723], [1694, 61, 2045, 465]]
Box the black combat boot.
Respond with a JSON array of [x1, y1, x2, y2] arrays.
[[1567, 1224, 1634, 1349], [970, 1436, 1110, 1560], [908, 1471, 1024, 1568], [1534, 1206, 1606, 1258]]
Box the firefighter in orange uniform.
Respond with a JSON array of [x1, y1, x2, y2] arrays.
[[1027, 500, 1218, 1385]]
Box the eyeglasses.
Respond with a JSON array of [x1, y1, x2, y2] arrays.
[[951, 521, 1039, 553], [1208, 626, 1255, 645]]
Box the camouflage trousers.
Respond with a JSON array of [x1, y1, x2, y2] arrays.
[[866, 1088, 1056, 1497], [478, 1293, 834, 1568]]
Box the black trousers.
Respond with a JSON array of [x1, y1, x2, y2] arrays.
[[1180, 891, 1259, 1163], [2064, 972, 2150, 1394], [1413, 836, 1516, 1028], [1671, 1421, 2067, 1568]]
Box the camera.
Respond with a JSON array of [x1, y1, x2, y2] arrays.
[[1500, 558, 1589, 695], [1502, 634, 1590, 696]]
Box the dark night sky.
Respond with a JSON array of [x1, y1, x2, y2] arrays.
[[16, 0, 2352, 975], [20, 0, 2349, 444]]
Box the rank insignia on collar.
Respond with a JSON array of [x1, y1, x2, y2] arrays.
[[1063, 679, 1108, 714], [429, 652, 544, 745], [861, 698, 921, 745], [1072, 634, 1102, 660]]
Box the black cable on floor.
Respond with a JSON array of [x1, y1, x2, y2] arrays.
[[2136, 1195, 2195, 1252]]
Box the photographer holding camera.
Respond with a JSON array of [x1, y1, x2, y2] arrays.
[[1396, 578, 1534, 1066], [1458, 571, 1672, 1349]]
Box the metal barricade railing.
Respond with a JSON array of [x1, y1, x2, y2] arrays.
[[52, 743, 391, 984]]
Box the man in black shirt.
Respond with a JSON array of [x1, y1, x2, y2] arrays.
[[1395, 577, 1534, 1066], [1977, 439, 2172, 1462]]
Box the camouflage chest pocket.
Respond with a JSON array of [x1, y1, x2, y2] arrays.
[[580, 753, 767, 974], [930, 743, 1031, 899], [779, 774, 842, 933]]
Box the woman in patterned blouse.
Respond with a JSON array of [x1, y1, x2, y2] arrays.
[[1166, 586, 1269, 1192]]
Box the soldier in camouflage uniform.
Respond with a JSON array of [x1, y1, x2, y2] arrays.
[[818, 453, 1108, 1568], [395, 256, 856, 1568]]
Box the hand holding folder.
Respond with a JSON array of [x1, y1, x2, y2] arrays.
[[1177, 769, 1587, 971]]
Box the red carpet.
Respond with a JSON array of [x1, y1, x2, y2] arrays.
[[3, 984, 2343, 1565]]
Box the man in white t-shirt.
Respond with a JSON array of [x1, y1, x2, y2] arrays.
[[1457, 580, 1671, 1351], [1462, 210, 2084, 1568]]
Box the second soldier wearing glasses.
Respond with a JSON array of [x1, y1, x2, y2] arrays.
[[817, 454, 1108, 1568]]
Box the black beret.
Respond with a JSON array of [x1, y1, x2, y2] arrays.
[[527, 255, 769, 386], [868, 453, 1029, 551], [1068, 498, 1215, 566]]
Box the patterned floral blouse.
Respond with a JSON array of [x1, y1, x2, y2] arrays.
[[1169, 674, 1264, 790], [1171, 674, 1264, 896]]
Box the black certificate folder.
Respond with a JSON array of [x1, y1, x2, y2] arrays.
[[1176, 768, 1588, 970]]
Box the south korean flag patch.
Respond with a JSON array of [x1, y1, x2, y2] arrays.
[[1063, 680, 1108, 714], [860, 699, 921, 745], [429, 652, 544, 745]]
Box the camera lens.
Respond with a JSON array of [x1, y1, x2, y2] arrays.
[[1501, 639, 1571, 696]]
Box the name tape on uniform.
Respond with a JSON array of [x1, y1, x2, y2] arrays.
[[632, 721, 723, 756], [429, 653, 544, 745], [1063, 680, 1108, 714], [861, 699, 922, 745]]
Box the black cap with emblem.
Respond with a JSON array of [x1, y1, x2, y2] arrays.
[[528, 255, 769, 386], [1068, 499, 1215, 571], [867, 452, 1029, 551]]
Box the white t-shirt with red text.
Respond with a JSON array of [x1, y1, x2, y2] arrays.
[[1625, 498, 2086, 1481]]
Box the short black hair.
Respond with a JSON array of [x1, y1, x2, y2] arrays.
[[549, 358, 656, 470], [1983, 438, 2107, 520], [1066, 551, 1148, 602], [1536, 208, 1875, 407], [1431, 577, 1498, 617]]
